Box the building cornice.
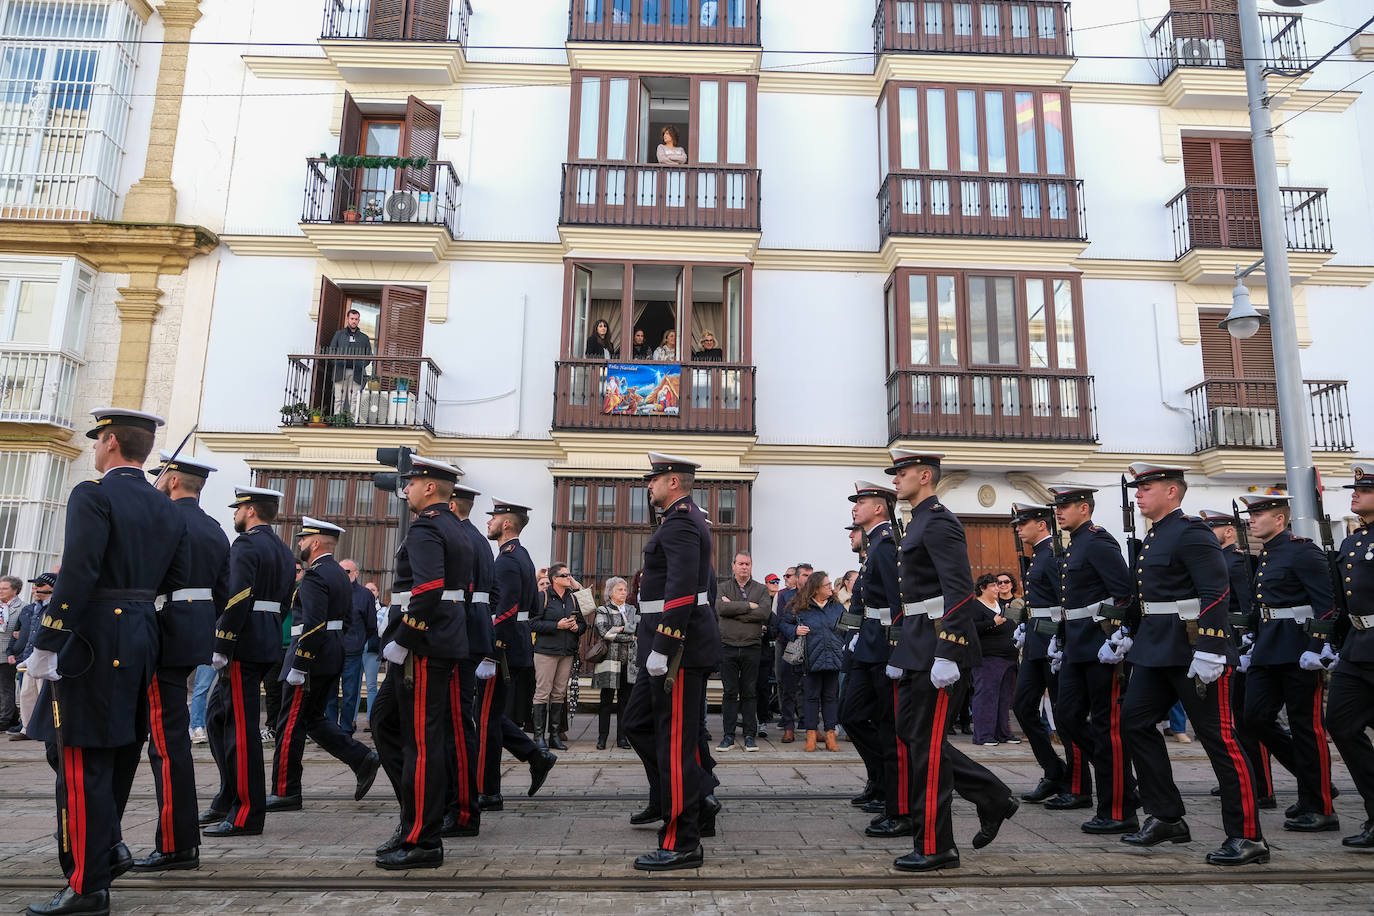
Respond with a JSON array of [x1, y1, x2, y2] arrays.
[[558, 226, 760, 260], [0, 221, 218, 274], [1352, 33, 1374, 62], [565, 43, 761, 74], [0, 425, 80, 458]]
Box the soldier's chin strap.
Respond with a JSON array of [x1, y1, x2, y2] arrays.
[[151, 423, 199, 489]]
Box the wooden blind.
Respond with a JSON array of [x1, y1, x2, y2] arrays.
[[402, 95, 441, 191], [1199, 308, 1276, 377], [407, 0, 450, 40], [368, 0, 405, 39], [315, 278, 345, 353]]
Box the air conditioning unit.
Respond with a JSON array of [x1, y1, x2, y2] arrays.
[[1211, 406, 1278, 448], [1174, 37, 1227, 67]]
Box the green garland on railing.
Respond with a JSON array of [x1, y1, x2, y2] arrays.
[[318, 153, 431, 170]]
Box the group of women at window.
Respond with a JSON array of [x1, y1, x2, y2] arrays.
[[584, 319, 723, 363]]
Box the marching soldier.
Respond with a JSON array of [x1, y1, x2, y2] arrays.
[[267, 517, 380, 814], [1047, 486, 1139, 834], [24, 409, 191, 916], [886, 450, 1016, 872], [201, 486, 294, 838], [1326, 462, 1374, 848], [838, 481, 912, 839], [623, 453, 722, 871], [133, 452, 230, 872], [1119, 462, 1267, 866], [1236, 494, 1338, 832]]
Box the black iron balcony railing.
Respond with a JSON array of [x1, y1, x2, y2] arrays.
[[886, 368, 1096, 443], [1150, 10, 1306, 81], [302, 158, 460, 238], [1186, 377, 1352, 452], [1166, 185, 1330, 259], [554, 359, 755, 433], [321, 0, 473, 45], [568, 0, 759, 45], [282, 354, 441, 432], [560, 162, 760, 231], [874, 0, 1071, 57], [879, 172, 1086, 243]]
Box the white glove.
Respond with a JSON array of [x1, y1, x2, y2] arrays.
[[1187, 651, 1227, 685], [1109, 627, 1131, 643], [211, 652, 229, 671], [476, 658, 497, 680], [930, 657, 961, 690], [1319, 642, 1340, 669], [1048, 636, 1061, 658], [1013, 623, 1025, 650], [286, 668, 306, 686], [646, 650, 669, 677], [382, 641, 409, 665], [848, 633, 859, 652], [1111, 635, 1134, 656], [1238, 650, 1253, 673], [1050, 655, 1063, 674], [376, 606, 388, 634], [1097, 641, 1125, 666], [1240, 632, 1254, 649], [885, 664, 903, 680], [1299, 650, 1323, 671], [26, 647, 60, 682]]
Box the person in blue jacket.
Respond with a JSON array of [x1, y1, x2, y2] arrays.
[[780, 571, 845, 752]]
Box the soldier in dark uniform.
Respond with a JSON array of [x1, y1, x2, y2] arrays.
[[1327, 462, 1374, 848], [1119, 462, 1267, 866], [24, 409, 191, 916], [1046, 485, 1139, 833], [132, 452, 230, 872], [623, 453, 722, 872], [838, 481, 912, 839], [885, 450, 1016, 872], [267, 517, 380, 813], [201, 486, 294, 839], [1236, 494, 1338, 832], [1008, 502, 1074, 806]]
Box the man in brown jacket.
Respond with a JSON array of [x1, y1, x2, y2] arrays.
[[716, 551, 770, 752]]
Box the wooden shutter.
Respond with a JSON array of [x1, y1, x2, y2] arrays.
[[1182, 137, 1257, 248], [1216, 140, 1254, 184], [368, 0, 404, 39], [335, 92, 365, 220], [378, 286, 426, 386], [1181, 137, 1217, 184], [315, 278, 346, 353], [402, 95, 440, 192], [406, 0, 450, 40], [1200, 309, 1276, 409]]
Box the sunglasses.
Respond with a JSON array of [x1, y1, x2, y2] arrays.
[[555, 573, 572, 579]]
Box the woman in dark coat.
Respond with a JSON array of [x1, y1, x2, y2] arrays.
[[584, 319, 617, 359], [779, 571, 844, 752]]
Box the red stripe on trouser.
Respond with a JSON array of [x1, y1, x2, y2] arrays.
[[1258, 742, 1273, 795], [407, 658, 428, 845], [476, 678, 495, 794], [926, 690, 949, 855], [450, 675, 471, 824], [229, 665, 253, 826], [893, 682, 909, 813], [276, 683, 305, 796], [1216, 672, 1258, 836], [1109, 674, 1124, 820], [64, 747, 86, 894], [664, 674, 685, 851], [1312, 679, 1334, 814], [148, 676, 175, 850], [1070, 743, 1084, 795]]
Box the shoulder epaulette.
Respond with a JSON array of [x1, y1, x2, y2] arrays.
[[931, 502, 945, 512]]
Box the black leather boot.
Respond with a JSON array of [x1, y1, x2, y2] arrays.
[[546, 703, 568, 751], [532, 705, 548, 751]]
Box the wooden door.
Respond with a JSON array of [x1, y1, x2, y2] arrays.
[[1200, 308, 1277, 410], [402, 95, 440, 193], [1182, 137, 1257, 248], [961, 517, 1022, 587], [377, 286, 426, 391], [334, 92, 364, 221]]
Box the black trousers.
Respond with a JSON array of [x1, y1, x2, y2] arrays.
[[49, 740, 142, 894], [897, 672, 1011, 856], [444, 660, 480, 829], [1230, 671, 1274, 798], [624, 666, 708, 852], [598, 666, 630, 741], [477, 671, 538, 797], [372, 662, 404, 804], [840, 662, 908, 814], [505, 665, 534, 728], [145, 666, 200, 853], [718, 644, 760, 738], [1244, 664, 1333, 815], [272, 670, 373, 798], [1122, 666, 1262, 839], [1012, 656, 1080, 790], [756, 643, 776, 721], [263, 649, 285, 734], [1057, 660, 1138, 820], [1326, 661, 1374, 823], [398, 656, 453, 849], [803, 670, 840, 731], [0, 661, 16, 726], [776, 646, 804, 730], [207, 661, 269, 830]]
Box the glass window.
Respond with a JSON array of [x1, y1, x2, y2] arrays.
[[898, 88, 919, 170], [569, 484, 588, 522], [570, 267, 591, 357], [1026, 278, 1048, 369], [957, 90, 978, 172], [1010, 4, 1029, 37], [643, 0, 660, 23], [877, 98, 890, 177], [293, 478, 315, 516], [354, 483, 374, 517], [908, 274, 930, 365], [953, 3, 973, 35], [923, 1, 943, 34], [718, 488, 736, 525], [597, 484, 616, 522], [567, 531, 586, 580], [980, 3, 1000, 35], [61, 268, 91, 353], [1043, 93, 1065, 175], [984, 90, 1006, 173], [578, 77, 600, 159], [726, 81, 747, 164], [628, 486, 649, 524], [724, 271, 743, 362], [896, 0, 916, 33], [584, 0, 601, 22], [1054, 278, 1076, 369], [926, 89, 947, 171], [698, 81, 719, 164], [1015, 92, 1037, 173], [968, 276, 1018, 366], [325, 478, 346, 516], [886, 284, 898, 372], [935, 275, 957, 366], [606, 78, 628, 160], [10, 279, 55, 344], [1037, 5, 1057, 38]]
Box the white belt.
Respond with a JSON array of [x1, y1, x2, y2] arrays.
[[637, 592, 709, 616], [391, 589, 461, 610], [1028, 606, 1062, 620], [158, 588, 212, 605], [253, 600, 280, 612], [1259, 605, 1314, 623], [1142, 599, 1201, 621], [1350, 614, 1374, 631], [901, 596, 945, 618], [517, 610, 529, 622], [1064, 601, 1103, 622], [864, 605, 893, 625], [291, 620, 343, 637], [469, 591, 490, 604]]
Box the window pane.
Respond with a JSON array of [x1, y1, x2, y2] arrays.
[[698, 81, 719, 164], [985, 90, 1006, 173], [62, 279, 89, 353], [1054, 278, 1076, 369], [994, 277, 1018, 365], [980, 3, 1000, 35], [693, 486, 708, 510], [957, 90, 978, 171], [878, 97, 889, 177], [935, 275, 957, 366], [923, 1, 942, 34], [578, 77, 600, 159], [1011, 4, 1029, 37], [571, 268, 591, 356], [896, 0, 916, 33], [954, 2, 972, 35], [294, 478, 315, 516], [606, 78, 628, 160], [926, 89, 947, 171], [570, 484, 588, 522], [12, 280, 55, 344], [628, 486, 648, 524], [908, 274, 930, 365], [969, 278, 988, 365], [326, 478, 346, 516], [718, 488, 736, 525], [567, 531, 586, 580], [886, 284, 898, 372], [1043, 93, 1065, 175], [1026, 278, 1048, 369], [1015, 92, 1037, 173], [969, 277, 1017, 366], [596, 533, 614, 579], [726, 81, 746, 164], [1037, 4, 1056, 38], [898, 88, 919, 170], [725, 272, 743, 362], [597, 484, 616, 522], [354, 483, 374, 517]]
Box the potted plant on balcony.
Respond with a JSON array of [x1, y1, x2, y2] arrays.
[[363, 198, 384, 222], [326, 411, 356, 429], [306, 408, 327, 428], [282, 401, 313, 426], [343, 206, 360, 223]]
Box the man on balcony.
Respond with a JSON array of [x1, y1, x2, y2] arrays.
[[326, 309, 373, 419]]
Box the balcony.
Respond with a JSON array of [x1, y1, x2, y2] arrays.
[[0, 173, 118, 223], [1150, 10, 1306, 82], [319, 0, 473, 82], [1167, 185, 1331, 259], [281, 354, 440, 433], [886, 369, 1096, 443], [560, 163, 760, 231], [300, 158, 460, 261], [568, 0, 759, 45], [879, 172, 1086, 244], [1186, 378, 1352, 453], [553, 359, 755, 434], [874, 0, 1071, 57], [0, 348, 82, 429]]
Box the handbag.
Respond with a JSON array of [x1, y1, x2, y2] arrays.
[[782, 632, 807, 667], [580, 609, 610, 665]]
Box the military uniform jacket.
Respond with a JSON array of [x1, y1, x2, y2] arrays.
[[851, 522, 903, 665], [1129, 508, 1235, 668], [382, 502, 471, 662], [889, 494, 979, 672], [459, 517, 495, 661], [637, 495, 721, 670], [1223, 544, 1253, 648], [33, 466, 192, 748], [489, 538, 536, 667], [157, 496, 230, 668], [1059, 523, 1133, 664], [214, 524, 294, 664], [284, 553, 351, 678], [1336, 521, 1374, 664], [1022, 536, 1061, 662], [1249, 532, 1333, 665]]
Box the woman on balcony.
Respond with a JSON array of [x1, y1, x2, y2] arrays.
[[692, 329, 723, 362], [652, 329, 678, 362], [656, 126, 687, 166], [584, 318, 618, 359], [631, 328, 653, 361]]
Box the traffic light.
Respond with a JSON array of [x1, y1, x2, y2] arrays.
[[374, 446, 414, 494]]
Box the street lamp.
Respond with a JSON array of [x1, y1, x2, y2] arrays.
[[1219, 260, 1269, 340]]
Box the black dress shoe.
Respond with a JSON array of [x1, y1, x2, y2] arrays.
[[376, 845, 443, 871], [1021, 778, 1061, 804], [851, 780, 880, 807], [1206, 836, 1270, 866], [478, 794, 504, 811], [108, 842, 133, 879], [893, 848, 960, 872], [132, 848, 199, 872], [202, 820, 262, 838], [1284, 812, 1340, 832], [1257, 795, 1276, 810], [1122, 815, 1191, 847], [354, 751, 380, 801], [265, 794, 302, 812], [972, 797, 1018, 850], [26, 887, 109, 916], [1045, 793, 1092, 811], [376, 824, 404, 856], [870, 813, 889, 827], [861, 798, 887, 815], [865, 816, 914, 838], [1210, 784, 1222, 796], [440, 813, 479, 838], [617, 736, 631, 749], [595, 737, 607, 750], [197, 807, 228, 827], [633, 846, 703, 871], [629, 805, 663, 825], [1341, 823, 1374, 848], [527, 749, 557, 797], [700, 794, 722, 838], [1082, 815, 1139, 835]]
